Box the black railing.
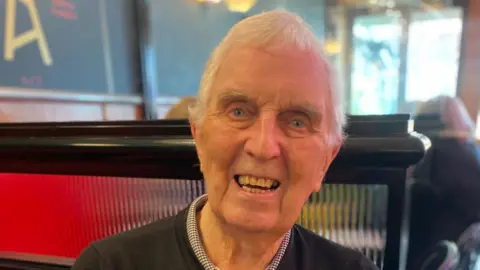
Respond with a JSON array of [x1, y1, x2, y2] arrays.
[[0, 115, 427, 270]]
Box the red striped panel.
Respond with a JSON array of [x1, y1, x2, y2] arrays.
[[0, 174, 388, 268], [0, 174, 204, 259]]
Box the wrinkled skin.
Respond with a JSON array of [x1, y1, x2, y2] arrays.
[[191, 46, 341, 236]]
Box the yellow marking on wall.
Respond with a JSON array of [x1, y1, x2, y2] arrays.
[[4, 0, 53, 66]]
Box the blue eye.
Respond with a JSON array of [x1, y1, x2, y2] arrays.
[[290, 119, 305, 128], [231, 108, 246, 118]]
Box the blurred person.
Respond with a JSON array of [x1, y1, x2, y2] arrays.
[[164, 96, 197, 119], [410, 95, 480, 268], [0, 111, 9, 122], [415, 95, 478, 142], [72, 10, 377, 270]]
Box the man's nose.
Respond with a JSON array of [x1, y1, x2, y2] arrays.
[[244, 116, 281, 160]]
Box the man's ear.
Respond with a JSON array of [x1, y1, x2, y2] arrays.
[[325, 142, 341, 168], [312, 143, 342, 192], [190, 119, 204, 173], [190, 119, 202, 154], [312, 173, 325, 193], [190, 118, 197, 140], [328, 143, 342, 165]]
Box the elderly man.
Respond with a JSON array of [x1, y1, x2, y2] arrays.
[[72, 10, 377, 270]]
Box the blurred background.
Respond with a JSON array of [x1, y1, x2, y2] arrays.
[[0, 0, 477, 139]]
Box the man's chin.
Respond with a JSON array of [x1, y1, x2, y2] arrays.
[[222, 209, 280, 233]]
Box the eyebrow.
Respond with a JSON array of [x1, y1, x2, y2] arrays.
[[283, 103, 322, 122], [216, 91, 251, 106], [216, 90, 322, 121]]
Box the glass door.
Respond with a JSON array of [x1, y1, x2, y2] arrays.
[[405, 8, 463, 103]]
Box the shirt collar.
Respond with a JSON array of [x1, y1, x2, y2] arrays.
[[186, 195, 291, 270]]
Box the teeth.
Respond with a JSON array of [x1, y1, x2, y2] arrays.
[[238, 175, 278, 190], [258, 178, 265, 186], [265, 179, 273, 187], [242, 185, 270, 194]]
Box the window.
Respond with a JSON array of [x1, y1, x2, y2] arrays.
[[350, 14, 401, 115], [405, 9, 463, 102], [347, 7, 464, 116]]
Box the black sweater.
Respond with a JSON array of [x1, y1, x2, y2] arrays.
[[72, 208, 378, 270]]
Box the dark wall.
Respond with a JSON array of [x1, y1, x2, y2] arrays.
[[0, 0, 324, 96], [0, 0, 138, 94], [149, 0, 325, 97], [104, 0, 141, 95]]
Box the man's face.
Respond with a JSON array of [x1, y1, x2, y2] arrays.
[[191, 46, 340, 234]]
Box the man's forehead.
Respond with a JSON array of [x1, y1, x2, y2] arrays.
[[222, 45, 325, 69], [215, 47, 329, 89], [208, 45, 330, 110]]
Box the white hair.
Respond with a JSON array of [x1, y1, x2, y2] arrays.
[[189, 9, 346, 145]]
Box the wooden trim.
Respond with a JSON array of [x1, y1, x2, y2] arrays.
[[0, 87, 142, 104]]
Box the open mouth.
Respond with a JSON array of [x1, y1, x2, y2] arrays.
[[234, 175, 280, 194]]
